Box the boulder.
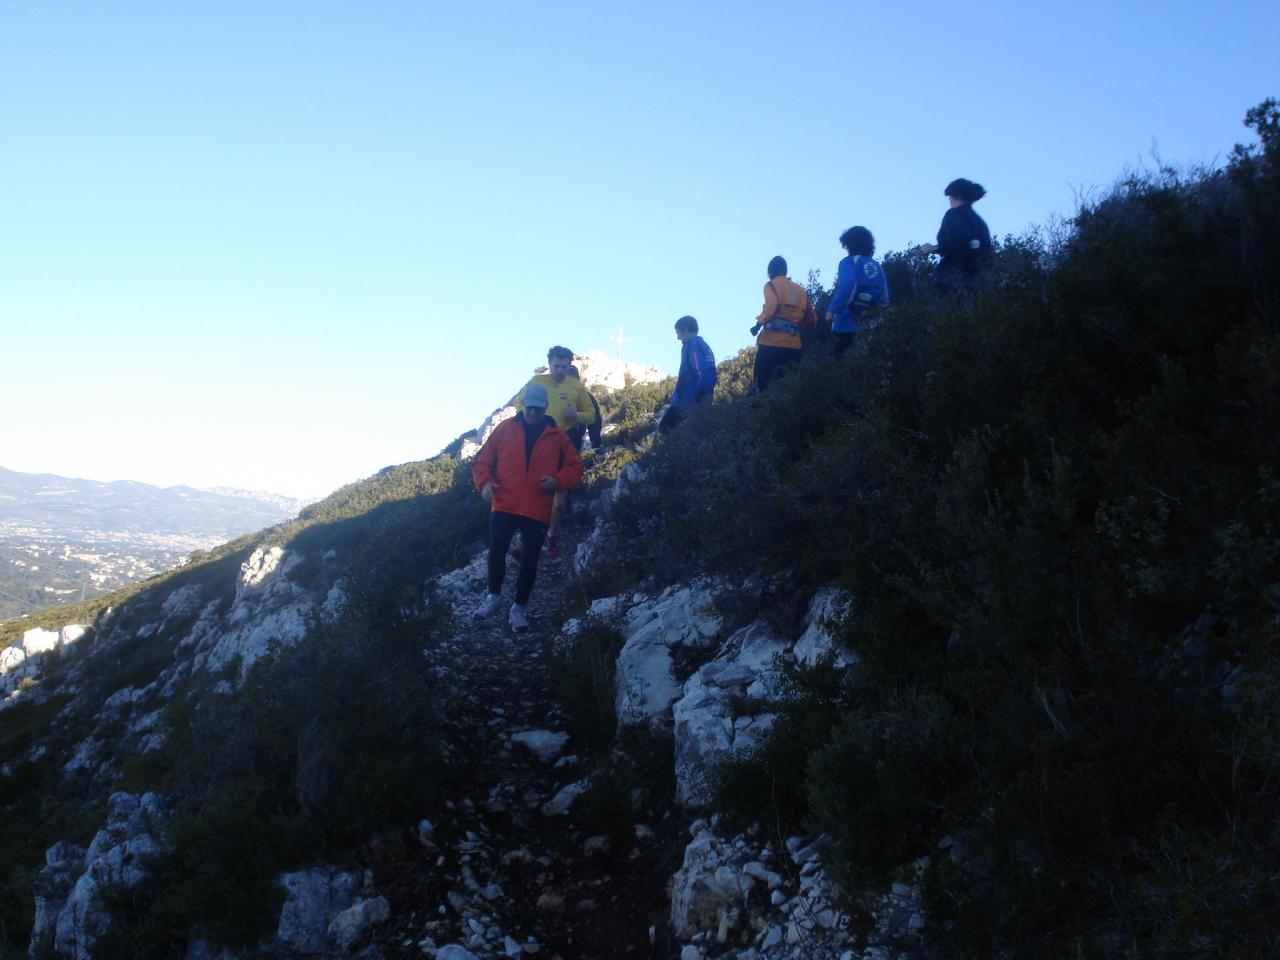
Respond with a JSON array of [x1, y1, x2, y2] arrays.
[[510, 730, 569, 764], [669, 830, 756, 939], [327, 895, 390, 951], [276, 868, 358, 954], [0, 645, 26, 676], [21, 628, 60, 656], [615, 583, 722, 730], [60, 625, 87, 647]]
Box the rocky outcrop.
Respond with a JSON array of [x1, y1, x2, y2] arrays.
[[1, 624, 88, 696], [669, 822, 926, 959], [458, 406, 518, 461], [276, 868, 359, 954], [30, 793, 169, 960], [182, 547, 318, 679], [611, 582, 724, 731], [672, 622, 788, 806]]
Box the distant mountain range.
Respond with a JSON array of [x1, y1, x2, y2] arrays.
[[0, 466, 310, 619], [0, 466, 307, 539]]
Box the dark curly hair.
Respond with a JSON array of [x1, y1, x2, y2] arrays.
[[839, 226, 875, 257]]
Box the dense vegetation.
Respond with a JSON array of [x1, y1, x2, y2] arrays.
[[589, 102, 1280, 957]]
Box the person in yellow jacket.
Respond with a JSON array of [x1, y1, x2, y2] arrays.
[[516, 345, 598, 438], [515, 345, 597, 558], [751, 256, 816, 391]]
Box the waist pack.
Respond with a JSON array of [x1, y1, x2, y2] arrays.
[[850, 285, 878, 314], [763, 317, 801, 336]]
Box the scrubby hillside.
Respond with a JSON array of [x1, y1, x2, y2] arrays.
[[586, 102, 1279, 957], [2, 101, 1277, 960]]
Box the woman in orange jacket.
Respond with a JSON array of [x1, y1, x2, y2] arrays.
[[471, 383, 583, 632]]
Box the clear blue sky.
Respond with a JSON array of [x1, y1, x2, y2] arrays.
[[4, 0, 1277, 499]]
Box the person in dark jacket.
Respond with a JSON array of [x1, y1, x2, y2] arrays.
[[471, 382, 583, 632], [660, 315, 716, 434], [922, 178, 992, 294]]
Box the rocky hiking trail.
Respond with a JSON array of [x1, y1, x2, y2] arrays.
[[374, 544, 688, 959]]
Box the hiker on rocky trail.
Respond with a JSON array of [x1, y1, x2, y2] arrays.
[[515, 345, 597, 558], [751, 255, 816, 391], [659, 315, 717, 434], [827, 226, 890, 356], [472, 382, 583, 633], [922, 177, 993, 295]]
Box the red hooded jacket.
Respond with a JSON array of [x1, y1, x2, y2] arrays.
[[472, 416, 583, 524]]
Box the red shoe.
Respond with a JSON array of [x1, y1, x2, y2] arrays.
[[544, 534, 560, 559]]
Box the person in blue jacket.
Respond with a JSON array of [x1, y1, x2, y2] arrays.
[[922, 178, 992, 294], [660, 315, 717, 434], [826, 226, 890, 356]]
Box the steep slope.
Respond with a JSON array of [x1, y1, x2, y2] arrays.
[[3, 102, 1279, 960]]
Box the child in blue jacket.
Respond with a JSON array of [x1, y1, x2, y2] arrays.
[[661, 315, 717, 433]]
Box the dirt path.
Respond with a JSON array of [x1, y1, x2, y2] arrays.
[[376, 543, 686, 960]]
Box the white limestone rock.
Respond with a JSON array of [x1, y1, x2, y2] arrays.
[[184, 552, 316, 679], [572, 348, 664, 392], [29, 842, 85, 956], [510, 730, 569, 764], [792, 588, 857, 669], [327, 895, 390, 951], [160, 584, 205, 620], [60, 625, 87, 646], [276, 868, 358, 955], [672, 621, 787, 807], [49, 793, 169, 960], [22, 628, 61, 656], [541, 778, 590, 816], [0, 645, 26, 676], [430, 551, 489, 615], [320, 580, 348, 622], [669, 829, 756, 940], [237, 546, 287, 594], [458, 406, 519, 461], [615, 583, 723, 731]]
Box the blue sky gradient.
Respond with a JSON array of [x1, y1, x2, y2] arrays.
[[4, 1, 1277, 497]]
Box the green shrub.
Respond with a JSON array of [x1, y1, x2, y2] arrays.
[[549, 618, 625, 756]]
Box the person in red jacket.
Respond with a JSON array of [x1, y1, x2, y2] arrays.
[[471, 382, 584, 632]]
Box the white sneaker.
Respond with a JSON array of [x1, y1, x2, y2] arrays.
[[473, 594, 503, 621], [508, 603, 530, 633]]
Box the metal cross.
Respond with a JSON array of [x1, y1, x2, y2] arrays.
[[608, 325, 632, 361]]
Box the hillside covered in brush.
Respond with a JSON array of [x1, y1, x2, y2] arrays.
[[1, 101, 1277, 960]]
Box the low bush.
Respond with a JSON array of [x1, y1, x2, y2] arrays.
[[549, 618, 625, 756]]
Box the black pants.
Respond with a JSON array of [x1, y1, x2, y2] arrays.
[[832, 332, 855, 356], [754, 344, 801, 391], [487, 511, 547, 605]]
